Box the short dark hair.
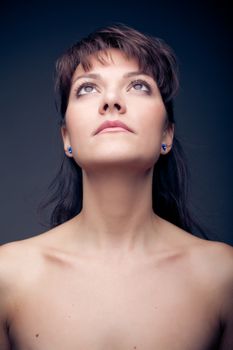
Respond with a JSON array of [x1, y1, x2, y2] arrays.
[[55, 22, 178, 125], [38, 22, 217, 241]]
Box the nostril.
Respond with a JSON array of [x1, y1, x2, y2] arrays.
[[103, 103, 121, 111], [115, 103, 121, 110]]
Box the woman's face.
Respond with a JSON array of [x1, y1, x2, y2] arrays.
[[61, 48, 174, 172]]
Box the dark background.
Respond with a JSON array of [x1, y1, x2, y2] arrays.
[[0, 0, 232, 245]]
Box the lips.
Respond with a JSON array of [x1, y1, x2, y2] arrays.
[[94, 120, 133, 135]]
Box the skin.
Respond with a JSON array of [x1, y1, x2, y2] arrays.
[[61, 48, 174, 259], [0, 49, 233, 349]]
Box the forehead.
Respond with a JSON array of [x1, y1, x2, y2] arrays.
[[73, 48, 140, 78]]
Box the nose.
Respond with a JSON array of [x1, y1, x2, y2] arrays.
[[98, 94, 126, 115]]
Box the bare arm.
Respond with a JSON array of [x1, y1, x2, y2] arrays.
[[217, 243, 233, 349], [0, 321, 10, 350], [0, 243, 16, 350]]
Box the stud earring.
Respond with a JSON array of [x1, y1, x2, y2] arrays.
[[161, 143, 167, 151], [68, 146, 72, 154]]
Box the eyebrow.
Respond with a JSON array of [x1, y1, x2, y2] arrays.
[[72, 71, 154, 85]]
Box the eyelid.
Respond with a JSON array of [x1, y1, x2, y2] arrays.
[[129, 79, 151, 90], [74, 78, 152, 96], [74, 81, 98, 96]]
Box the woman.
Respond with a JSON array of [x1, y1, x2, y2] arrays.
[[0, 23, 232, 349]]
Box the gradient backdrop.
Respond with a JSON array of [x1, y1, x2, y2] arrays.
[[0, 0, 232, 245]]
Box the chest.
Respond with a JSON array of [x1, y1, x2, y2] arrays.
[[9, 257, 219, 350]]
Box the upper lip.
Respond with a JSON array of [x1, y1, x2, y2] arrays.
[[94, 120, 133, 135]]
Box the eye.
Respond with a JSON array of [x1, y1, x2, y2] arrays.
[[130, 79, 151, 93], [75, 82, 97, 96], [75, 79, 151, 97]]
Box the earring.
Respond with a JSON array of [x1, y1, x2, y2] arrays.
[[68, 146, 72, 154], [161, 143, 167, 151]]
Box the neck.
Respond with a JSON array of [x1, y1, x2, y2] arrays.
[[73, 166, 162, 258]]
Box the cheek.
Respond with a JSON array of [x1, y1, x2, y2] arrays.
[[65, 105, 88, 142], [136, 103, 167, 155], [65, 95, 166, 148], [137, 101, 167, 136]]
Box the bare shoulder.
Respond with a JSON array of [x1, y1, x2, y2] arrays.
[[0, 241, 27, 285], [182, 234, 233, 323], [198, 239, 233, 308], [190, 238, 233, 284], [0, 242, 21, 315], [0, 239, 39, 289], [179, 228, 233, 287], [0, 222, 70, 292], [0, 222, 71, 281], [0, 241, 33, 341], [0, 228, 60, 284], [196, 240, 233, 347], [0, 230, 63, 348], [160, 217, 233, 275], [162, 217, 233, 293]]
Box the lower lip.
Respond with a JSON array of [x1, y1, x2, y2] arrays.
[[97, 127, 131, 134]]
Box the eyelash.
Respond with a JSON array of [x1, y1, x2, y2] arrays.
[[74, 79, 152, 97]]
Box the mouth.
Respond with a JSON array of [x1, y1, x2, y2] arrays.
[[94, 120, 134, 135], [97, 127, 131, 134]]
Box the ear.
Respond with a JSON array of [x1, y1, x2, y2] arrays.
[[61, 125, 72, 157], [160, 122, 175, 155]]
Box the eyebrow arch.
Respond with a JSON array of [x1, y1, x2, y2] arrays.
[[72, 71, 154, 85]]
